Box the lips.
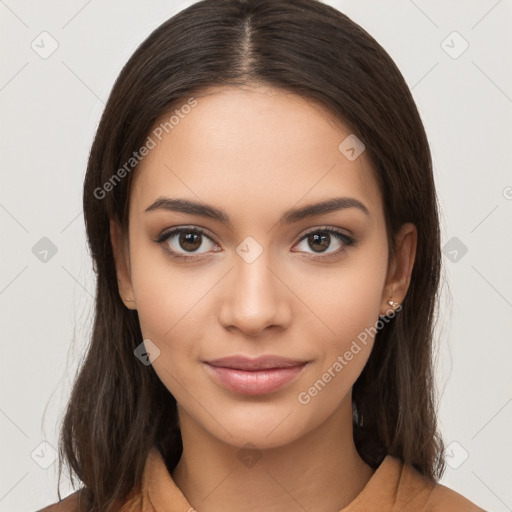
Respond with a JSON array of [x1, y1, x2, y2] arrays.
[[206, 355, 308, 371], [204, 355, 309, 395]]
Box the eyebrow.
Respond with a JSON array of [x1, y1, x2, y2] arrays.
[[145, 196, 370, 226]]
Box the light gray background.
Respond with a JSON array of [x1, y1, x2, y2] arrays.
[[1, 1, 511, 511]]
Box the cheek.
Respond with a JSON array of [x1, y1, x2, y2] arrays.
[[342, 239, 388, 324], [330, 269, 384, 344], [297, 243, 387, 389], [128, 240, 230, 395], [129, 238, 213, 341], [294, 280, 382, 419], [300, 245, 387, 346], [132, 266, 209, 405]]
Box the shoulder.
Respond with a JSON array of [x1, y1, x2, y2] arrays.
[[35, 490, 81, 512], [35, 487, 143, 512], [396, 461, 486, 511], [423, 482, 487, 511], [361, 456, 486, 511]]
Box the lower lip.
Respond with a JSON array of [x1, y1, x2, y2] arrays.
[[204, 363, 307, 395]]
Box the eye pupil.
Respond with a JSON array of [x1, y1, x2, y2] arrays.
[[308, 233, 330, 252], [179, 232, 202, 251]]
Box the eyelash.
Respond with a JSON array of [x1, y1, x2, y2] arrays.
[[155, 225, 356, 262]]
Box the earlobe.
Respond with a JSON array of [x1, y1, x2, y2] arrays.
[[380, 222, 417, 316], [110, 220, 137, 309]]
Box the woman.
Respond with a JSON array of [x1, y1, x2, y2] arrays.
[[38, 0, 485, 510]]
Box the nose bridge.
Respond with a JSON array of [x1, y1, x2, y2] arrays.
[[237, 249, 275, 298], [219, 238, 288, 334]]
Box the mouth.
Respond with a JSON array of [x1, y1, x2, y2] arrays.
[[203, 355, 309, 395]]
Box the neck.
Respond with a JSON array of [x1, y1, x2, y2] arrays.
[[171, 397, 374, 512]]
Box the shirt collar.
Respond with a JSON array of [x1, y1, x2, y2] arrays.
[[141, 446, 402, 511]]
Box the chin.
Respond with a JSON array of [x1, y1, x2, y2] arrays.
[[215, 423, 305, 451], [201, 401, 323, 451]]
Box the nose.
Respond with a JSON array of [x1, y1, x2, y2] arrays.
[[217, 252, 292, 337]]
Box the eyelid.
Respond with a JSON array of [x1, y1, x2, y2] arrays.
[[295, 225, 353, 243], [156, 225, 217, 244]]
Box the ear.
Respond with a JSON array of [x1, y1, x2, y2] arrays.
[[379, 222, 417, 316], [110, 219, 136, 310]]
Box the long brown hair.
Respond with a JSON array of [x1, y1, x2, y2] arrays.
[[57, 0, 445, 509]]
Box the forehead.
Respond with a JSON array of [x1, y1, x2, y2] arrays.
[[131, 85, 383, 224]]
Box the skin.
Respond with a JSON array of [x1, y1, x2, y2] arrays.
[[110, 84, 417, 512]]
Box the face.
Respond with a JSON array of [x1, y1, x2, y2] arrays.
[[111, 84, 416, 450]]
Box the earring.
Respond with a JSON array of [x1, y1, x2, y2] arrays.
[[387, 299, 400, 308], [125, 298, 135, 303]]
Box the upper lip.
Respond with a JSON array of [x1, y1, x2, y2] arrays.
[[205, 356, 309, 371]]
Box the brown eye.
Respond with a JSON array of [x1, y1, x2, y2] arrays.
[[157, 227, 218, 259], [307, 233, 331, 253], [178, 232, 203, 252], [293, 228, 355, 258]]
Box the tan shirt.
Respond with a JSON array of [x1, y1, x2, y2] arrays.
[[38, 447, 486, 511]]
